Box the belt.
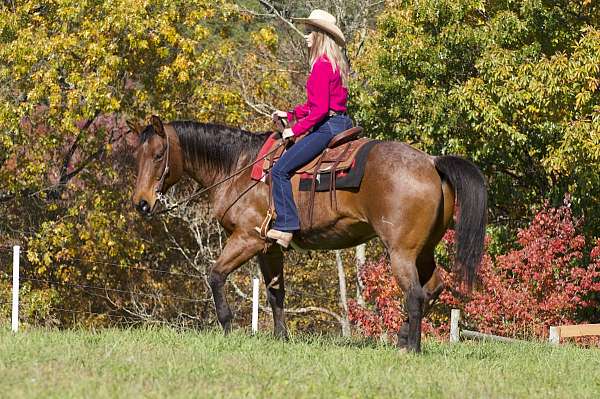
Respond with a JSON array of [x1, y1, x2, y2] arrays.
[[328, 110, 347, 117]]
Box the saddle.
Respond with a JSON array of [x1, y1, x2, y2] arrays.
[[264, 127, 365, 174], [251, 126, 371, 230]]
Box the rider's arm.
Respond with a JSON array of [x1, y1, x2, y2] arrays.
[[290, 57, 332, 137], [287, 103, 310, 122]]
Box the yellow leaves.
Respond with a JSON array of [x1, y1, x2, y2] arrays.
[[172, 55, 189, 70], [161, 25, 178, 46], [157, 47, 170, 58], [79, 230, 91, 241], [252, 27, 278, 49], [193, 24, 210, 41], [157, 65, 173, 83], [575, 91, 591, 110], [587, 78, 598, 93], [177, 71, 189, 83], [43, 252, 52, 267]]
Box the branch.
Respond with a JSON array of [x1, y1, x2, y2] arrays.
[[257, 0, 305, 38], [48, 110, 106, 199], [234, 67, 273, 117]]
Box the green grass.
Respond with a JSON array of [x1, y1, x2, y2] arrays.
[[1, 326, 599, 398]]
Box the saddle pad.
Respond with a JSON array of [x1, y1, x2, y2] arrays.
[[298, 140, 380, 192], [251, 133, 279, 181]]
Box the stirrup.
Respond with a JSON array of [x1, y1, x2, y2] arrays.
[[256, 208, 275, 239]]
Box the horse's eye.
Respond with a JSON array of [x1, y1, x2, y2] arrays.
[[154, 151, 165, 161]]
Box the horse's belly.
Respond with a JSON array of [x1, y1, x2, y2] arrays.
[[291, 220, 375, 250]]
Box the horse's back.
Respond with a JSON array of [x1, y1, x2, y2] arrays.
[[353, 141, 449, 249]]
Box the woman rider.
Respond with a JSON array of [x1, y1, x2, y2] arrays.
[[266, 9, 352, 248]]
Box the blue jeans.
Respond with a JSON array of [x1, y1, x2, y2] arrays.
[[271, 115, 353, 231]]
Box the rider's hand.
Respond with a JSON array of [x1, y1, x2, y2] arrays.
[[282, 128, 294, 139], [272, 110, 288, 119]]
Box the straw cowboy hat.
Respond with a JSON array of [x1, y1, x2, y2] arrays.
[[293, 10, 346, 46]]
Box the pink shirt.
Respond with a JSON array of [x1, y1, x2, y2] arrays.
[[287, 56, 348, 136]]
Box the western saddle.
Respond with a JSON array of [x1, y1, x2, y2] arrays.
[[254, 119, 371, 234]]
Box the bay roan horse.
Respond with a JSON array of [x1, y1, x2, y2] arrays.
[[131, 116, 487, 353]]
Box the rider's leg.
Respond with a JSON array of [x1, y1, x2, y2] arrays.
[[271, 121, 333, 233]]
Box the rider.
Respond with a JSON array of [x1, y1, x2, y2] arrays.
[[266, 9, 352, 248]]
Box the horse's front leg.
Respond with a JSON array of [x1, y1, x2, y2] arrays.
[[257, 247, 288, 339], [208, 231, 265, 333]]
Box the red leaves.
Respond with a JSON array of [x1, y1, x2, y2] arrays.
[[347, 258, 404, 337], [349, 198, 600, 342]]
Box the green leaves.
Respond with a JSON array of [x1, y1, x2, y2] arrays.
[[352, 0, 600, 233]]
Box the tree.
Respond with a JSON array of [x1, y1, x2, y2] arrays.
[[352, 0, 600, 234], [0, 0, 293, 327]]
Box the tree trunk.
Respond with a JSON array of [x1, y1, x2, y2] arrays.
[[355, 243, 366, 306], [336, 250, 351, 337]]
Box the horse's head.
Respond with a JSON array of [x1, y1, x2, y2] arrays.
[[131, 115, 183, 216]]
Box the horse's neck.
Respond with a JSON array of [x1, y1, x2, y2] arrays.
[[182, 161, 222, 190], [181, 151, 251, 200]]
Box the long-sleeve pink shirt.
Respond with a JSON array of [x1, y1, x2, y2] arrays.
[[287, 55, 348, 136]]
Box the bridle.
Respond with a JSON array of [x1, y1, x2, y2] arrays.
[[155, 130, 171, 194]]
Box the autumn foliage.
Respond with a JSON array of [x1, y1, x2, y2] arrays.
[[349, 200, 600, 340]]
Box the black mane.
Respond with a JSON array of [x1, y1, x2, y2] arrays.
[[141, 121, 270, 174]]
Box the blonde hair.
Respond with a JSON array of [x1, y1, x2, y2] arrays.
[[309, 30, 349, 88]]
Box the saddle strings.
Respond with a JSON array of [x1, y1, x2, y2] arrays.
[[154, 138, 287, 215]]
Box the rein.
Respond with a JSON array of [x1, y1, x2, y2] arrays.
[[154, 137, 285, 215]]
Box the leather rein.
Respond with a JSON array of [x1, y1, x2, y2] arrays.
[[153, 133, 286, 216]]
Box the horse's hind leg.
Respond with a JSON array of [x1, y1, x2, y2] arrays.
[[208, 232, 265, 333], [257, 248, 288, 339], [397, 265, 444, 347], [390, 249, 426, 353]]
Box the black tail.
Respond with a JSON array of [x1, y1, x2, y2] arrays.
[[434, 156, 487, 289]]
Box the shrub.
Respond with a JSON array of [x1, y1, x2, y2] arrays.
[[349, 199, 600, 341]]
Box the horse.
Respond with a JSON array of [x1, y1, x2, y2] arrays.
[[131, 115, 487, 353]]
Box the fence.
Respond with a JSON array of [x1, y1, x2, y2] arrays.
[[450, 309, 600, 345], [0, 246, 260, 334], [0, 245, 347, 333]]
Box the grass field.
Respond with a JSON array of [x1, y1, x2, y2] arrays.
[[1, 326, 599, 398]]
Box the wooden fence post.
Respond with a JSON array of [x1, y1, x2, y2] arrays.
[[549, 326, 560, 345], [450, 309, 460, 343]]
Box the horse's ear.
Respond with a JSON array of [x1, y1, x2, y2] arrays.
[[127, 119, 142, 136], [151, 115, 165, 138]]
